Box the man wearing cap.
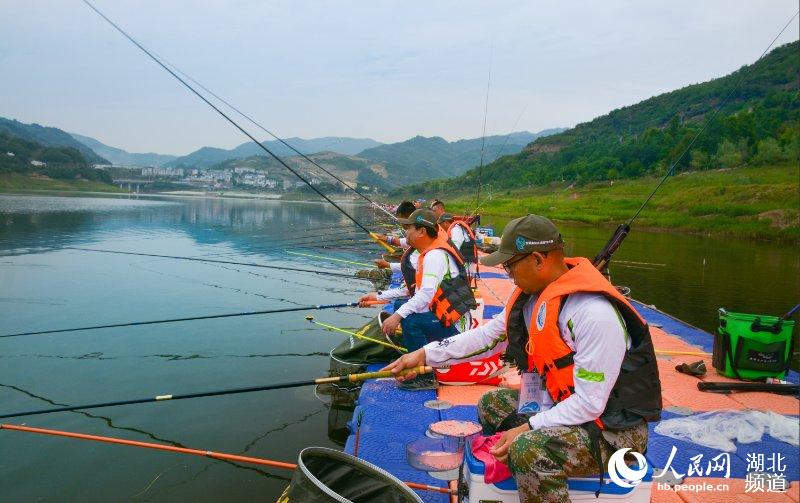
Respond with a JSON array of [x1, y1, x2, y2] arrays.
[[359, 208, 476, 389], [430, 199, 446, 220], [383, 214, 662, 502]]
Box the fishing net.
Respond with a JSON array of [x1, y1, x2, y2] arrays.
[[329, 316, 399, 374], [354, 268, 393, 291], [282, 447, 422, 502]]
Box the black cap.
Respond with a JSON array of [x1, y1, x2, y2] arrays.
[[397, 208, 438, 230]]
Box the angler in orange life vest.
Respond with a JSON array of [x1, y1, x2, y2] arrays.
[[359, 208, 477, 390], [438, 212, 478, 282], [383, 215, 662, 502]]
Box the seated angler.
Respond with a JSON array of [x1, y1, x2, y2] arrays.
[[383, 214, 662, 502], [359, 208, 477, 389], [438, 212, 478, 283]]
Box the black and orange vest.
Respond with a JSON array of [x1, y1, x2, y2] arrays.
[[450, 220, 477, 264], [410, 236, 476, 327], [504, 257, 662, 430]]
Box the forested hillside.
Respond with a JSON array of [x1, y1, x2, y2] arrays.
[[398, 41, 798, 196]]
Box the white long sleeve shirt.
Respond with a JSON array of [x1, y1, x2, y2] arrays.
[[377, 249, 459, 317], [449, 224, 469, 250], [424, 292, 629, 430]]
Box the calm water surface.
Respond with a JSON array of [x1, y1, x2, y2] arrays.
[[0, 194, 797, 501]]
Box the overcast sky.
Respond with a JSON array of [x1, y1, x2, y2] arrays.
[[1, 1, 797, 155]]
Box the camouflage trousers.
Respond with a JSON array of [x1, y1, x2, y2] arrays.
[[477, 388, 649, 503]]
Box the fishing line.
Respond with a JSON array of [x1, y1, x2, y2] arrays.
[[65, 247, 367, 279], [474, 44, 493, 214], [492, 105, 528, 162], [81, 0, 392, 252], [627, 10, 799, 228], [594, 10, 798, 270], [136, 48, 397, 221]]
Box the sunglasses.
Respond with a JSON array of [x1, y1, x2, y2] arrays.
[[502, 253, 530, 274], [502, 250, 549, 274]]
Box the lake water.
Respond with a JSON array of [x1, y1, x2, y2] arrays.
[[0, 193, 797, 501]]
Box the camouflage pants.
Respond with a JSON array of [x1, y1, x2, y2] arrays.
[[477, 388, 649, 503]]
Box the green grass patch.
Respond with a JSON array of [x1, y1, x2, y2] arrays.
[[446, 165, 799, 241], [0, 173, 125, 193]]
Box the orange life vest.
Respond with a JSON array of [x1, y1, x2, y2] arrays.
[[414, 236, 475, 327], [504, 257, 662, 430]]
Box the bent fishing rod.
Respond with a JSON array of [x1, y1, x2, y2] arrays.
[[0, 301, 386, 339], [0, 424, 454, 495], [0, 367, 432, 419], [81, 0, 395, 254], [593, 10, 798, 271]]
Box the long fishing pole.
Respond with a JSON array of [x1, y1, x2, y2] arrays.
[[146, 54, 398, 222], [0, 424, 455, 495], [0, 301, 385, 339], [0, 367, 432, 419], [593, 10, 798, 271], [285, 250, 372, 268], [66, 247, 367, 278], [474, 45, 492, 214], [81, 0, 395, 255]]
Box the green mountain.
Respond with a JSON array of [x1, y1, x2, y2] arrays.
[[0, 133, 113, 185], [70, 133, 178, 167], [358, 129, 564, 186], [397, 41, 799, 196], [166, 137, 383, 169], [0, 118, 109, 165]]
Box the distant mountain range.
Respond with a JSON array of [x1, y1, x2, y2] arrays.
[[0, 116, 564, 189], [69, 133, 178, 167], [357, 129, 565, 185], [0, 118, 109, 165], [164, 137, 384, 169]]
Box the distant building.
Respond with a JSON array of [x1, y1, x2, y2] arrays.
[[93, 164, 113, 170], [30, 160, 46, 167], [6, 152, 15, 157], [142, 167, 184, 178]]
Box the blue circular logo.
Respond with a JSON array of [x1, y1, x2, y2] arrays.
[[515, 236, 527, 251]]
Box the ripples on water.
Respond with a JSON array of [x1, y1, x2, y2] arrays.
[[0, 193, 797, 501]]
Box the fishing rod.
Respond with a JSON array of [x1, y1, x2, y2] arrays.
[[474, 45, 492, 214], [491, 105, 528, 163], [0, 367, 432, 419], [81, 0, 396, 255], [66, 247, 367, 278], [285, 251, 372, 268], [0, 424, 455, 495], [305, 316, 405, 352], [593, 10, 799, 271], [160, 61, 397, 221], [0, 301, 386, 339]]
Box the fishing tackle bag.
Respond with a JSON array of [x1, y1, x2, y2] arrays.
[[712, 308, 795, 381]]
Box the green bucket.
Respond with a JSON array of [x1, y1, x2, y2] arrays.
[[712, 308, 795, 381]]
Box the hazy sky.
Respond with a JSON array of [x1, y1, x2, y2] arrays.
[[1, 1, 797, 155]]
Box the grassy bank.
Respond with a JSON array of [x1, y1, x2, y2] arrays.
[[446, 165, 799, 240], [0, 173, 125, 193]]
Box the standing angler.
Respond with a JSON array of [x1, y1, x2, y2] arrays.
[[384, 214, 662, 502], [360, 208, 476, 389], [438, 212, 478, 283]]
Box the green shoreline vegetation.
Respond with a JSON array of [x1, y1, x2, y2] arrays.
[[0, 173, 125, 193], [446, 164, 799, 241]]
